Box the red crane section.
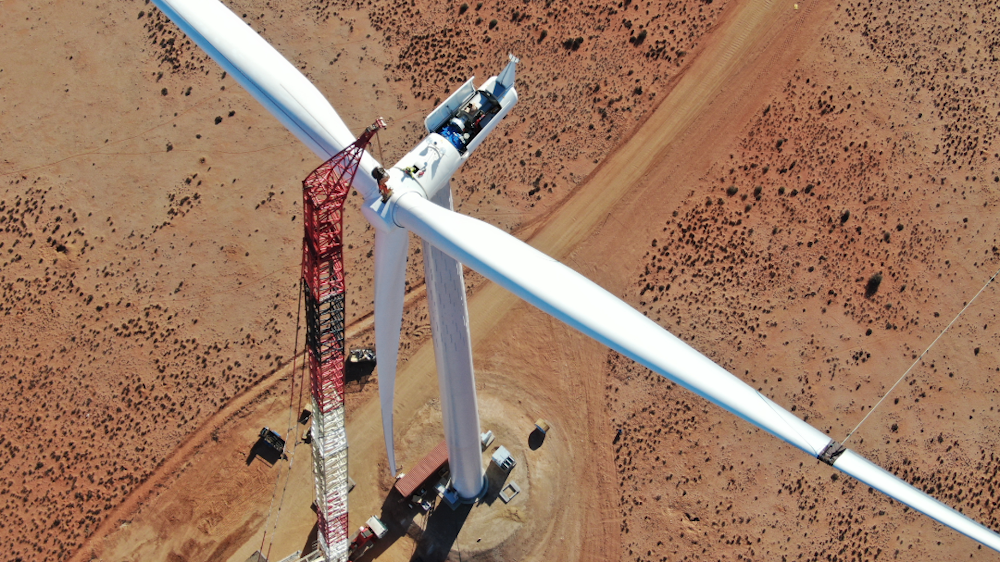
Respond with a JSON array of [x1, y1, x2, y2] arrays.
[[301, 118, 386, 562]]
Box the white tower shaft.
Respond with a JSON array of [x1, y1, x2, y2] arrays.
[[422, 185, 485, 499]]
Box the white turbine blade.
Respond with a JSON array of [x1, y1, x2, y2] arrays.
[[394, 192, 830, 455], [834, 449, 1000, 551], [421, 184, 484, 498], [374, 227, 408, 476], [150, 0, 380, 196], [392, 192, 1000, 552]]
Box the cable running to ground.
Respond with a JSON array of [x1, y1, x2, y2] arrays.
[[843, 263, 1000, 446], [259, 277, 305, 557], [264, 279, 307, 561]]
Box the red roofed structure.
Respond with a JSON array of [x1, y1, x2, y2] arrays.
[[394, 440, 449, 499]]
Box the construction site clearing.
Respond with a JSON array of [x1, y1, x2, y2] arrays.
[[395, 428, 527, 512], [242, 415, 541, 562]]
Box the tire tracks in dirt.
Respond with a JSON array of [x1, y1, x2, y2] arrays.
[[67, 353, 308, 562]]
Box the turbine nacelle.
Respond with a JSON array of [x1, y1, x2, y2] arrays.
[[362, 55, 519, 233]]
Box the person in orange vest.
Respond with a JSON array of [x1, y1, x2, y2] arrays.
[[372, 166, 392, 202]]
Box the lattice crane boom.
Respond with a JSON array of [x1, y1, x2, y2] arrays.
[[301, 118, 385, 562]]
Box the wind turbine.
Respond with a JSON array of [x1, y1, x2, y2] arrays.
[[147, 0, 1000, 558]]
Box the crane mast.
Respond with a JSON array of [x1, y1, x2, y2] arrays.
[[301, 118, 386, 562]]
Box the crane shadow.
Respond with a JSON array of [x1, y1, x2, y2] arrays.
[[300, 519, 319, 558]]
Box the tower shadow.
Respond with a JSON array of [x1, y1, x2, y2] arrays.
[[408, 503, 472, 562], [304, 478, 485, 561], [355, 486, 475, 562], [352, 488, 420, 561], [481, 462, 510, 506]]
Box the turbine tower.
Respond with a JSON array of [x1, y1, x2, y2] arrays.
[[373, 64, 521, 501], [147, 0, 1000, 557]]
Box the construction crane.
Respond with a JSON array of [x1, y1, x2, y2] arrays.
[[300, 119, 386, 562]]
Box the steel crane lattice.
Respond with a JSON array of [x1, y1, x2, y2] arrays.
[[301, 118, 386, 562]]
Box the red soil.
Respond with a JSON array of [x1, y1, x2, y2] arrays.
[[3, 0, 1000, 561]]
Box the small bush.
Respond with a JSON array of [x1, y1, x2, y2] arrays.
[[538, 29, 547, 42], [840, 210, 850, 223], [726, 185, 738, 196], [489, 18, 497, 29], [635, 29, 647, 44], [753, 185, 762, 199], [865, 272, 883, 298], [459, 3, 468, 14], [778, 186, 785, 195]]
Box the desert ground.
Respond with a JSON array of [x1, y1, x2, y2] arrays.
[[3, 0, 1000, 560]]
